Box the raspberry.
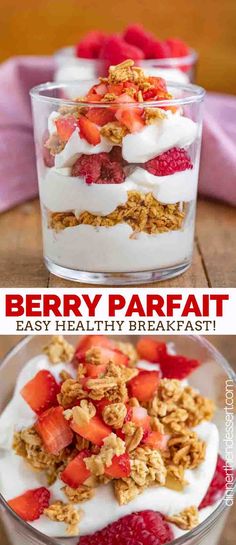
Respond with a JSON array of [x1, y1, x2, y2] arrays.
[[145, 148, 193, 176], [147, 40, 171, 59], [99, 35, 144, 65], [72, 153, 125, 184], [75, 31, 107, 59], [123, 24, 154, 58], [159, 354, 200, 379], [200, 455, 228, 508], [79, 510, 173, 545]]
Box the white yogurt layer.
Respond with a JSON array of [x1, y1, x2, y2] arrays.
[[40, 164, 197, 215], [122, 114, 198, 163], [0, 354, 219, 540], [54, 128, 113, 168], [43, 219, 195, 272]]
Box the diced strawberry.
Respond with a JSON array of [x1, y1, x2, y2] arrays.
[[159, 354, 200, 379], [61, 450, 91, 488], [8, 487, 50, 522], [75, 31, 107, 59], [76, 347, 129, 368], [107, 83, 125, 96], [95, 398, 111, 415], [78, 117, 101, 145], [165, 38, 189, 58], [142, 431, 168, 450], [105, 453, 131, 479], [71, 415, 111, 446], [128, 370, 160, 402], [91, 83, 108, 96], [148, 76, 167, 92], [55, 115, 78, 142], [130, 406, 151, 432], [136, 338, 167, 363], [84, 363, 107, 378], [86, 107, 115, 126], [115, 107, 144, 132], [35, 406, 73, 455], [20, 370, 60, 415], [76, 335, 114, 352]]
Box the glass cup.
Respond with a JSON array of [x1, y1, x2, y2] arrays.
[[54, 47, 198, 84], [0, 335, 235, 545], [30, 80, 204, 285]]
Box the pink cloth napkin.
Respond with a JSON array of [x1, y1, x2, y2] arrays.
[[0, 55, 235, 213]]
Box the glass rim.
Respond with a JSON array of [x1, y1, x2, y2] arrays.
[[30, 80, 205, 108], [0, 335, 235, 545], [55, 46, 198, 68]]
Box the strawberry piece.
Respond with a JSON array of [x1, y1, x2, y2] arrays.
[[75, 335, 113, 353], [80, 510, 174, 545], [160, 354, 200, 379], [35, 406, 73, 455], [145, 148, 193, 177], [8, 487, 50, 522], [129, 406, 151, 432], [105, 453, 131, 479], [91, 83, 108, 96], [129, 370, 160, 402], [115, 107, 144, 133], [75, 31, 107, 59], [84, 363, 107, 378], [86, 107, 115, 126], [137, 338, 167, 363], [71, 415, 111, 446], [123, 24, 154, 58], [165, 38, 189, 58], [148, 76, 167, 93], [20, 370, 60, 415], [61, 450, 91, 488], [55, 115, 78, 142], [107, 83, 125, 96], [95, 398, 111, 415], [142, 431, 168, 450], [76, 346, 129, 368], [78, 117, 101, 145], [99, 35, 144, 65], [148, 39, 171, 59]]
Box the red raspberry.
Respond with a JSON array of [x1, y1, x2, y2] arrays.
[[147, 39, 171, 60], [123, 24, 155, 58], [72, 153, 125, 184], [79, 510, 173, 545], [200, 455, 228, 508], [145, 148, 193, 176], [159, 354, 200, 379], [75, 31, 107, 59], [99, 35, 144, 65]]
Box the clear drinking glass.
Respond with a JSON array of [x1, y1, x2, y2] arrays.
[[54, 47, 198, 84], [30, 81, 204, 285], [0, 335, 235, 545]]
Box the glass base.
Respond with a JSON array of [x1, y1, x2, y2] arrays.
[[45, 257, 191, 285]]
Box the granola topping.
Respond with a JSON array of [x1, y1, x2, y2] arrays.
[[44, 501, 82, 536], [44, 336, 74, 364], [166, 506, 199, 530]]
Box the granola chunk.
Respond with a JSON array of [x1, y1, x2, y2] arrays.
[[144, 107, 166, 124], [166, 506, 199, 530], [63, 485, 95, 504], [101, 122, 128, 144], [181, 387, 215, 427], [114, 478, 140, 505], [64, 400, 96, 427], [115, 341, 138, 365], [44, 501, 82, 536], [44, 336, 74, 364], [58, 379, 87, 408], [102, 403, 127, 429], [165, 431, 206, 470], [84, 433, 126, 476]]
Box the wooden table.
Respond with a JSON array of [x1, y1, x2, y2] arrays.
[[0, 198, 235, 288]]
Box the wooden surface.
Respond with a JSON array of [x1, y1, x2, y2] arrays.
[[0, 198, 235, 288], [1, 0, 236, 95], [0, 335, 235, 545]]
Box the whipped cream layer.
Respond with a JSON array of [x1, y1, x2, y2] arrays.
[[0, 354, 219, 541], [43, 219, 195, 272], [40, 165, 197, 215], [122, 114, 198, 163]]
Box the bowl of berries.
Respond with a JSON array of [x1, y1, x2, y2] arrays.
[[0, 334, 235, 545], [54, 24, 198, 84]]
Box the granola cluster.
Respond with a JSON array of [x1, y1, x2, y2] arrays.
[[12, 336, 215, 538], [49, 192, 186, 235]]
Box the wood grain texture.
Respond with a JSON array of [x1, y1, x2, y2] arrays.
[[0, 198, 235, 288], [0, 335, 235, 545], [1, 0, 236, 94]]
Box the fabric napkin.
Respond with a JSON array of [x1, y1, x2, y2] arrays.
[[0, 55, 235, 213]]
